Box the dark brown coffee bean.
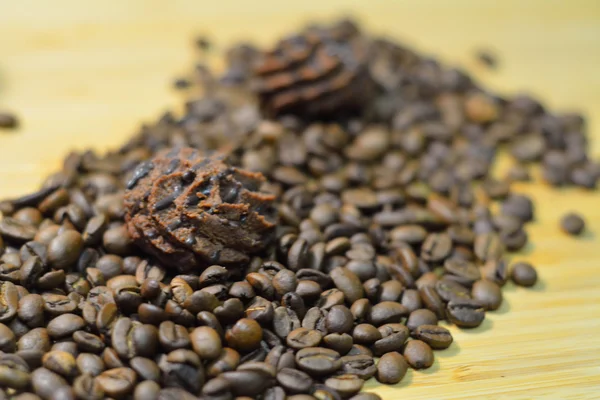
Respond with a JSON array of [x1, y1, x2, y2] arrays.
[[325, 305, 353, 334], [46, 314, 85, 339], [560, 212, 585, 236], [376, 352, 408, 384], [31, 367, 68, 399], [389, 225, 427, 245], [447, 299, 485, 328], [274, 306, 301, 338], [42, 351, 77, 379], [276, 368, 313, 394], [0, 281, 19, 322], [73, 374, 104, 400], [400, 289, 422, 313], [190, 326, 222, 360], [47, 231, 83, 270], [0, 323, 16, 352], [371, 326, 409, 357], [421, 233, 452, 263], [295, 347, 342, 376], [443, 259, 481, 287], [352, 323, 381, 345], [322, 333, 353, 356], [287, 328, 323, 350], [96, 367, 137, 398], [474, 232, 503, 262], [413, 325, 453, 350], [471, 279, 502, 310], [206, 348, 240, 378], [102, 225, 133, 255], [160, 349, 203, 394], [220, 370, 273, 397], [419, 286, 445, 320], [406, 309, 438, 332], [17, 294, 44, 328], [129, 357, 160, 382], [324, 374, 363, 398], [403, 340, 434, 369], [511, 262, 537, 287], [0, 218, 38, 243], [339, 354, 376, 380], [76, 353, 105, 377], [225, 318, 262, 352], [330, 267, 364, 304], [435, 279, 471, 302], [368, 301, 409, 326], [102, 347, 124, 369], [51, 341, 78, 358]]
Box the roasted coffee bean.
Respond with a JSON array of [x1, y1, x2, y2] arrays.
[[368, 301, 408, 326], [325, 305, 354, 334], [474, 232, 503, 262], [443, 259, 480, 287], [419, 286, 445, 319], [76, 353, 105, 377], [276, 368, 313, 394], [197, 311, 225, 338], [160, 349, 204, 394], [435, 279, 471, 302], [287, 328, 323, 350], [274, 306, 302, 338], [133, 380, 160, 400], [324, 374, 363, 398], [421, 233, 452, 263], [206, 348, 240, 377], [191, 326, 222, 360], [220, 370, 273, 397], [371, 328, 409, 357], [0, 218, 38, 243], [481, 259, 509, 286], [322, 333, 353, 355], [225, 318, 262, 352], [47, 231, 83, 270], [42, 351, 78, 378], [560, 212, 585, 236], [406, 309, 438, 332], [346, 344, 372, 357], [157, 387, 200, 400], [413, 325, 453, 350], [471, 279, 502, 310], [0, 323, 16, 352], [31, 367, 68, 398], [295, 347, 342, 376], [96, 367, 137, 398], [47, 314, 85, 339], [17, 294, 45, 328], [376, 352, 408, 384], [0, 354, 31, 390], [73, 374, 104, 400], [51, 341, 78, 358], [201, 376, 233, 399], [245, 296, 274, 325], [400, 289, 422, 313], [447, 299, 485, 328], [352, 323, 381, 345], [330, 267, 364, 304], [0, 281, 19, 322], [511, 262, 538, 287], [403, 340, 434, 369], [339, 355, 377, 380], [102, 348, 124, 369], [129, 357, 160, 381]]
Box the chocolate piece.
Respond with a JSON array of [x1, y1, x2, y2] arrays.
[[125, 147, 277, 272], [252, 20, 375, 119]]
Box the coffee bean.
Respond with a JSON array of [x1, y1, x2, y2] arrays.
[[206, 348, 240, 377], [220, 370, 273, 397], [0, 281, 19, 322], [443, 259, 480, 287], [339, 354, 376, 380], [276, 368, 313, 394], [102, 225, 133, 255], [133, 380, 160, 400], [560, 212, 585, 236], [446, 299, 485, 328], [406, 309, 438, 332], [287, 328, 323, 350], [47, 314, 85, 338], [324, 374, 363, 398], [73, 374, 104, 400], [190, 326, 222, 360], [325, 305, 354, 334], [51, 341, 78, 358], [76, 353, 105, 377], [159, 349, 204, 394], [42, 351, 77, 379], [0, 354, 31, 390], [413, 325, 453, 350], [322, 333, 353, 355], [0, 323, 16, 352], [471, 279, 502, 310], [368, 301, 408, 326], [419, 286, 445, 320], [295, 347, 342, 376], [435, 279, 471, 302], [403, 340, 434, 369], [511, 262, 537, 287], [158, 387, 200, 400], [376, 352, 408, 384], [474, 232, 503, 262], [96, 367, 137, 398], [330, 267, 364, 304], [400, 289, 422, 313], [0, 218, 38, 243], [123, 357, 156, 383], [31, 367, 68, 399], [225, 318, 262, 352], [421, 233, 452, 263], [47, 231, 83, 270], [371, 328, 409, 357]]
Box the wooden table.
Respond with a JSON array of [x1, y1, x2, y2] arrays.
[[1, 1, 600, 398]]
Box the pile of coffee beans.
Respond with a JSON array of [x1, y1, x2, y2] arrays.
[[0, 19, 596, 400]]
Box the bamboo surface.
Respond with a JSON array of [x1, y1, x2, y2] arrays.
[[1, 1, 600, 399]]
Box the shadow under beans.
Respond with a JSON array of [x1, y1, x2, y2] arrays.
[[577, 230, 595, 241]]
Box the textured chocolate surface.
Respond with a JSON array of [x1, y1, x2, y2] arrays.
[[125, 147, 277, 272]]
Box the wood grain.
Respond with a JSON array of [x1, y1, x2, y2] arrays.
[[1, 1, 600, 398]]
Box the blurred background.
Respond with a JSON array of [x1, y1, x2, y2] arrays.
[[1, 0, 599, 196]]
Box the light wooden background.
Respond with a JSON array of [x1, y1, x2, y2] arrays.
[[1, 1, 600, 399]]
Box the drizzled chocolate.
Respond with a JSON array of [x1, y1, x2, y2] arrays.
[[125, 147, 277, 272]]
